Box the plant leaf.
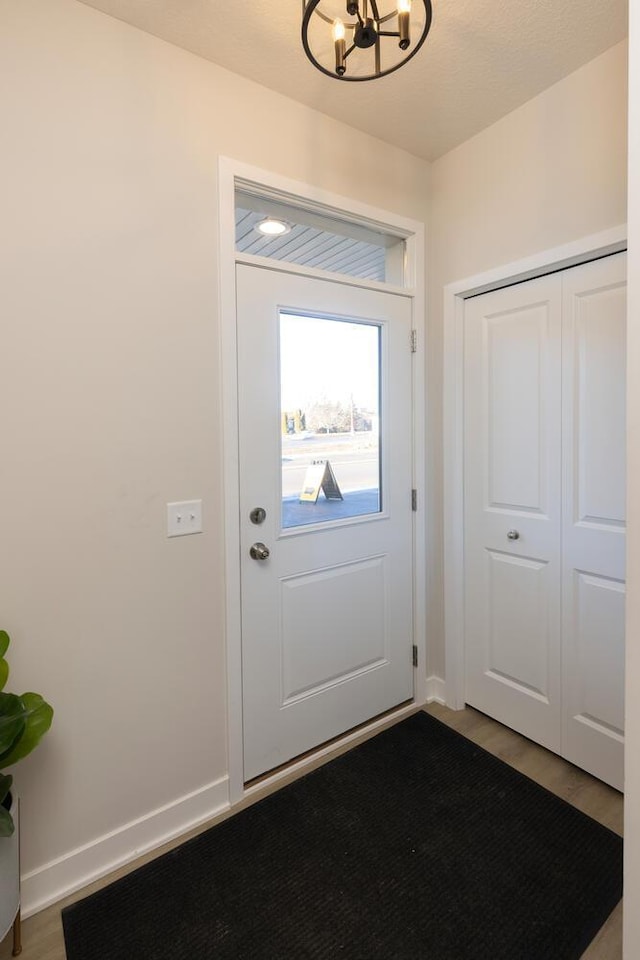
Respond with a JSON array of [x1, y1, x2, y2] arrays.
[[0, 631, 9, 693], [0, 693, 27, 763], [0, 692, 53, 767], [0, 803, 15, 838], [0, 772, 12, 806]]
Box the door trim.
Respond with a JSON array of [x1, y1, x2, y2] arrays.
[[443, 225, 627, 711], [218, 158, 426, 804]]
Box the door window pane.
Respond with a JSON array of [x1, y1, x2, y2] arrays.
[[280, 313, 381, 529]]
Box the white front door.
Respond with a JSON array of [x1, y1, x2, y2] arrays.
[[236, 264, 414, 781]]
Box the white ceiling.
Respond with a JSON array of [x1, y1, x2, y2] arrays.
[[77, 0, 628, 161]]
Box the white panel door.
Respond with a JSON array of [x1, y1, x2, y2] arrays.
[[562, 252, 626, 790], [464, 275, 563, 752], [237, 264, 414, 782]]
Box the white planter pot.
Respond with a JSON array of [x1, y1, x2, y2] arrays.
[[0, 795, 20, 943]]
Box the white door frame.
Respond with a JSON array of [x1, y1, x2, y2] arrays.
[[443, 225, 627, 711], [218, 158, 426, 804]]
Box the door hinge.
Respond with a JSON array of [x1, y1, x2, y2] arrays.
[[410, 329, 417, 353], [411, 488, 418, 512], [412, 644, 418, 667]]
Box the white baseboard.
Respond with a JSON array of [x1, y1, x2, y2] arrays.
[[425, 675, 446, 704], [21, 687, 446, 917], [21, 776, 230, 918]]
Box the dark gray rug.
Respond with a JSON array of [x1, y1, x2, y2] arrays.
[[62, 711, 623, 959]]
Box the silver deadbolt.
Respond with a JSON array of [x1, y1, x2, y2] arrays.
[[507, 529, 520, 541], [250, 542, 270, 561], [249, 507, 267, 525]]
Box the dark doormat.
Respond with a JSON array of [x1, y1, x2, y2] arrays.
[[62, 711, 623, 960]]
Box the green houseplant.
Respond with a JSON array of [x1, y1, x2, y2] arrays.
[[0, 630, 53, 837]]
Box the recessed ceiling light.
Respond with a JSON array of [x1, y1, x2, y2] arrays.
[[255, 217, 291, 237]]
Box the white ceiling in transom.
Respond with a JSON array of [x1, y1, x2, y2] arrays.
[[77, 0, 628, 161]]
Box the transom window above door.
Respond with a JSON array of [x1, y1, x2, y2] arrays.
[[234, 185, 407, 285]]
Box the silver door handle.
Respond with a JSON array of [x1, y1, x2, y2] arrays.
[[507, 529, 520, 540], [250, 542, 270, 561]]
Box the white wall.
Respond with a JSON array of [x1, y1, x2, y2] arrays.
[[624, 2, 640, 955], [0, 0, 429, 912], [427, 41, 628, 680]]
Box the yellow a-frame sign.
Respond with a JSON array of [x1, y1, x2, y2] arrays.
[[299, 460, 344, 503]]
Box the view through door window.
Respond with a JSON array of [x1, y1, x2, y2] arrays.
[[280, 313, 381, 530]]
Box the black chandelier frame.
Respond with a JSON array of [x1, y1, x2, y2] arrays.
[[301, 0, 433, 82]]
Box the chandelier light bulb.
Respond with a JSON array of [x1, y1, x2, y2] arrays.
[[333, 18, 347, 75], [398, 0, 411, 49]]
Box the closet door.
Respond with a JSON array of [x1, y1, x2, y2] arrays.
[[464, 274, 563, 752], [561, 253, 626, 791]]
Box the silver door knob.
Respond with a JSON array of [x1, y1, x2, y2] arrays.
[[507, 529, 520, 540], [250, 542, 270, 561]]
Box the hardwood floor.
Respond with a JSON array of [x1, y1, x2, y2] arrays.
[[0, 703, 623, 960]]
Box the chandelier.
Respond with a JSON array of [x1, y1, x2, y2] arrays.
[[302, 0, 432, 81]]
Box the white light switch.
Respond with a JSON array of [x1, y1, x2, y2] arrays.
[[167, 500, 203, 537]]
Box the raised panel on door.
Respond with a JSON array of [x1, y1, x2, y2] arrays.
[[280, 557, 388, 705], [485, 550, 551, 701], [464, 274, 562, 751], [562, 252, 626, 790]]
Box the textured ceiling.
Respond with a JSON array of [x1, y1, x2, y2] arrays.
[[77, 0, 628, 160]]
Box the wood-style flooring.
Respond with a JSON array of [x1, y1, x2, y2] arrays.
[[0, 703, 623, 960]]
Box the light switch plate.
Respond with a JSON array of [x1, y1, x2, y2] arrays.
[[167, 500, 203, 537]]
